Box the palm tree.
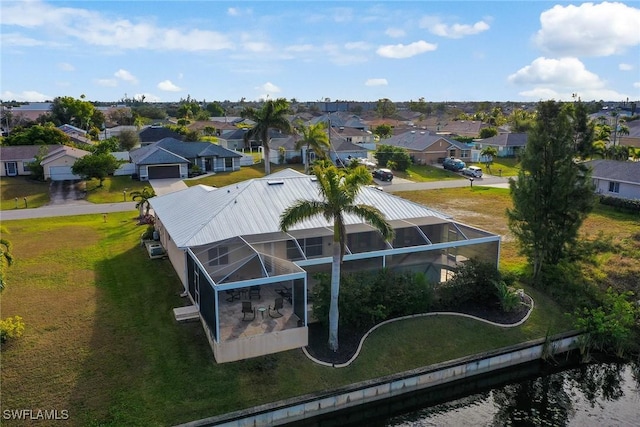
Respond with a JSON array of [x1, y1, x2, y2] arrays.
[[279, 164, 394, 351], [0, 226, 14, 292], [130, 187, 156, 219], [241, 98, 292, 175], [480, 146, 498, 173], [295, 122, 330, 174]]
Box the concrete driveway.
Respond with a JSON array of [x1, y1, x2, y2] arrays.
[[149, 178, 189, 196]]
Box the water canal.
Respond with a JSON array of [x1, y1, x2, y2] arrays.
[[293, 356, 640, 426]]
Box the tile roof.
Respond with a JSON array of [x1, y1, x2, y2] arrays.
[[150, 169, 452, 248]]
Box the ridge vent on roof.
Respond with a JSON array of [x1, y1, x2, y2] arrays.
[[267, 180, 285, 185]]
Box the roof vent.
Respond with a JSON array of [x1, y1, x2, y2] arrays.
[[410, 130, 416, 134], [267, 180, 284, 185], [310, 176, 318, 181], [420, 131, 425, 134]]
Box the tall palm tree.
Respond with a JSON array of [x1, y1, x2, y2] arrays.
[[241, 98, 292, 175], [130, 187, 156, 219], [295, 122, 330, 174], [0, 226, 14, 292], [279, 164, 394, 351]]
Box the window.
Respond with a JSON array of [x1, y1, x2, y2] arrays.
[[460, 150, 470, 158], [449, 149, 456, 157], [297, 237, 323, 258], [208, 246, 229, 266], [22, 162, 31, 172], [225, 157, 233, 168], [608, 181, 620, 193]]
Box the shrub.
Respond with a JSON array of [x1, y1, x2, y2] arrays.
[[436, 259, 501, 308], [0, 315, 25, 343], [494, 281, 521, 312], [599, 195, 640, 213]]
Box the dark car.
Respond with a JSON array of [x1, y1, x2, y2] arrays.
[[443, 157, 466, 171], [372, 168, 393, 181]]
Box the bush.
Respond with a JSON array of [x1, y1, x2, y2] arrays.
[[0, 315, 25, 343], [311, 269, 434, 330], [436, 259, 501, 309], [599, 195, 640, 213]]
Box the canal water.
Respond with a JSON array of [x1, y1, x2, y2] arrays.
[[293, 356, 640, 426]]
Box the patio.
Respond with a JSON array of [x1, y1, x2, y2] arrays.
[[218, 284, 300, 342]]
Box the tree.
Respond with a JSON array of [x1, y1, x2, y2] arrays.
[[569, 100, 595, 159], [0, 226, 14, 292], [118, 129, 140, 151], [26, 145, 49, 181], [295, 122, 330, 174], [479, 127, 498, 139], [3, 124, 71, 146], [507, 100, 594, 283], [376, 98, 396, 119], [130, 187, 156, 219], [206, 102, 225, 117], [279, 164, 394, 351], [49, 96, 96, 130], [373, 124, 393, 139], [241, 98, 292, 175], [71, 153, 124, 187], [480, 146, 498, 172]]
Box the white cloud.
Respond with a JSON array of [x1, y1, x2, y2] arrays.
[[96, 79, 117, 87], [619, 63, 634, 71], [243, 41, 272, 53], [259, 82, 281, 93], [376, 40, 437, 59], [634, 82, 640, 89], [345, 41, 371, 51], [420, 16, 490, 38], [332, 7, 353, 23], [58, 62, 75, 71], [1, 90, 50, 102], [365, 78, 388, 87], [157, 80, 182, 92], [134, 93, 161, 102], [509, 57, 631, 101], [285, 44, 314, 53], [534, 2, 640, 56], [114, 69, 137, 83], [1, 32, 46, 47], [227, 7, 239, 17], [1, 0, 234, 52], [385, 28, 405, 38]]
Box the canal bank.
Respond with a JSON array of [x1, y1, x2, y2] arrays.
[[177, 331, 583, 427]]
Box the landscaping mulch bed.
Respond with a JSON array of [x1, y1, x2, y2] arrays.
[[305, 296, 532, 365]]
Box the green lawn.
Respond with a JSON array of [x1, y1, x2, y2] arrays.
[[395, 164, 464, 182], [84, 176, 152, 203], [467, 157, 522, 177], [185, 162, 305, 188], [1, 210, 571, 426], [0, 176, 50, 209]]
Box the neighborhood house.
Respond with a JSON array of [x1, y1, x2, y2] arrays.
[[149, 169, 501, 363]]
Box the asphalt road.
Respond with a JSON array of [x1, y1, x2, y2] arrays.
[[1, 175, 511, 221]]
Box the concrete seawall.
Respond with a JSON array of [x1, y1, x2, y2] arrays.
[[177, 331, 583, 427]]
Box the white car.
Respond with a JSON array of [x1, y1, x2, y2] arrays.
[[462, 166, 483, 178]]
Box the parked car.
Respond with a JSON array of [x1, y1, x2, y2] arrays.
[[372, 168, 393, 181], [461, 166, 483, 178], [443, 158, 466, 171]]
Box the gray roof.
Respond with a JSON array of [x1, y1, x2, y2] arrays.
[[0, 145, 59, 161], [584, 160, 640, 184], [155, 138, 242, 158], [384, 130, 455, 152], [480, 133, 528, 147], [130, 146, 190, 166], [138, 126, 184, 143], [150, 169, 452, 248]]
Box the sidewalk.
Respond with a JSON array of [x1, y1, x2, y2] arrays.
[[1, 201, 137, 221]]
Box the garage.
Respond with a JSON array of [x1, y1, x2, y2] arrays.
[[49, 166, 81, 181], [148, 165, 181, 179]]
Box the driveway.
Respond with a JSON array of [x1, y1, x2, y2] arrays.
[[149, 178, 189, 196], [48, 180, 90, 205]]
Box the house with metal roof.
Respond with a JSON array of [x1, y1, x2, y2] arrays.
[[150, 169, 501, 363], [129, 137, 242, 180], [584, 159, 640, 200]]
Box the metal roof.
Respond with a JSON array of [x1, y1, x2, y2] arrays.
[[150, 169, 452, 248]]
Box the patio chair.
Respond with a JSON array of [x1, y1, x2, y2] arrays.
[[225, 289, 240, 302], [269, 297, 284, 318], [248, 285, 261, 300], [276, 286, 292, 304], [241, 301, 255, 321]]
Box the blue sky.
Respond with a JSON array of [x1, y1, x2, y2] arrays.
[[1, 1, 639, 103]]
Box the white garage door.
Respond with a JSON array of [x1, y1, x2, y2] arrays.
[[50, 166, 81, 181]]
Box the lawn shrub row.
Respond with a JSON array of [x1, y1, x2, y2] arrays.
[[599, 195, 640, 213]]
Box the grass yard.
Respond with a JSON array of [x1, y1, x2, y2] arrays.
[[1, 209, 570, 426], [395, 164, 464, 182], [471, 157, 522, 177], [84, 176, 152, 204], [0, 176, 50, 209]]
